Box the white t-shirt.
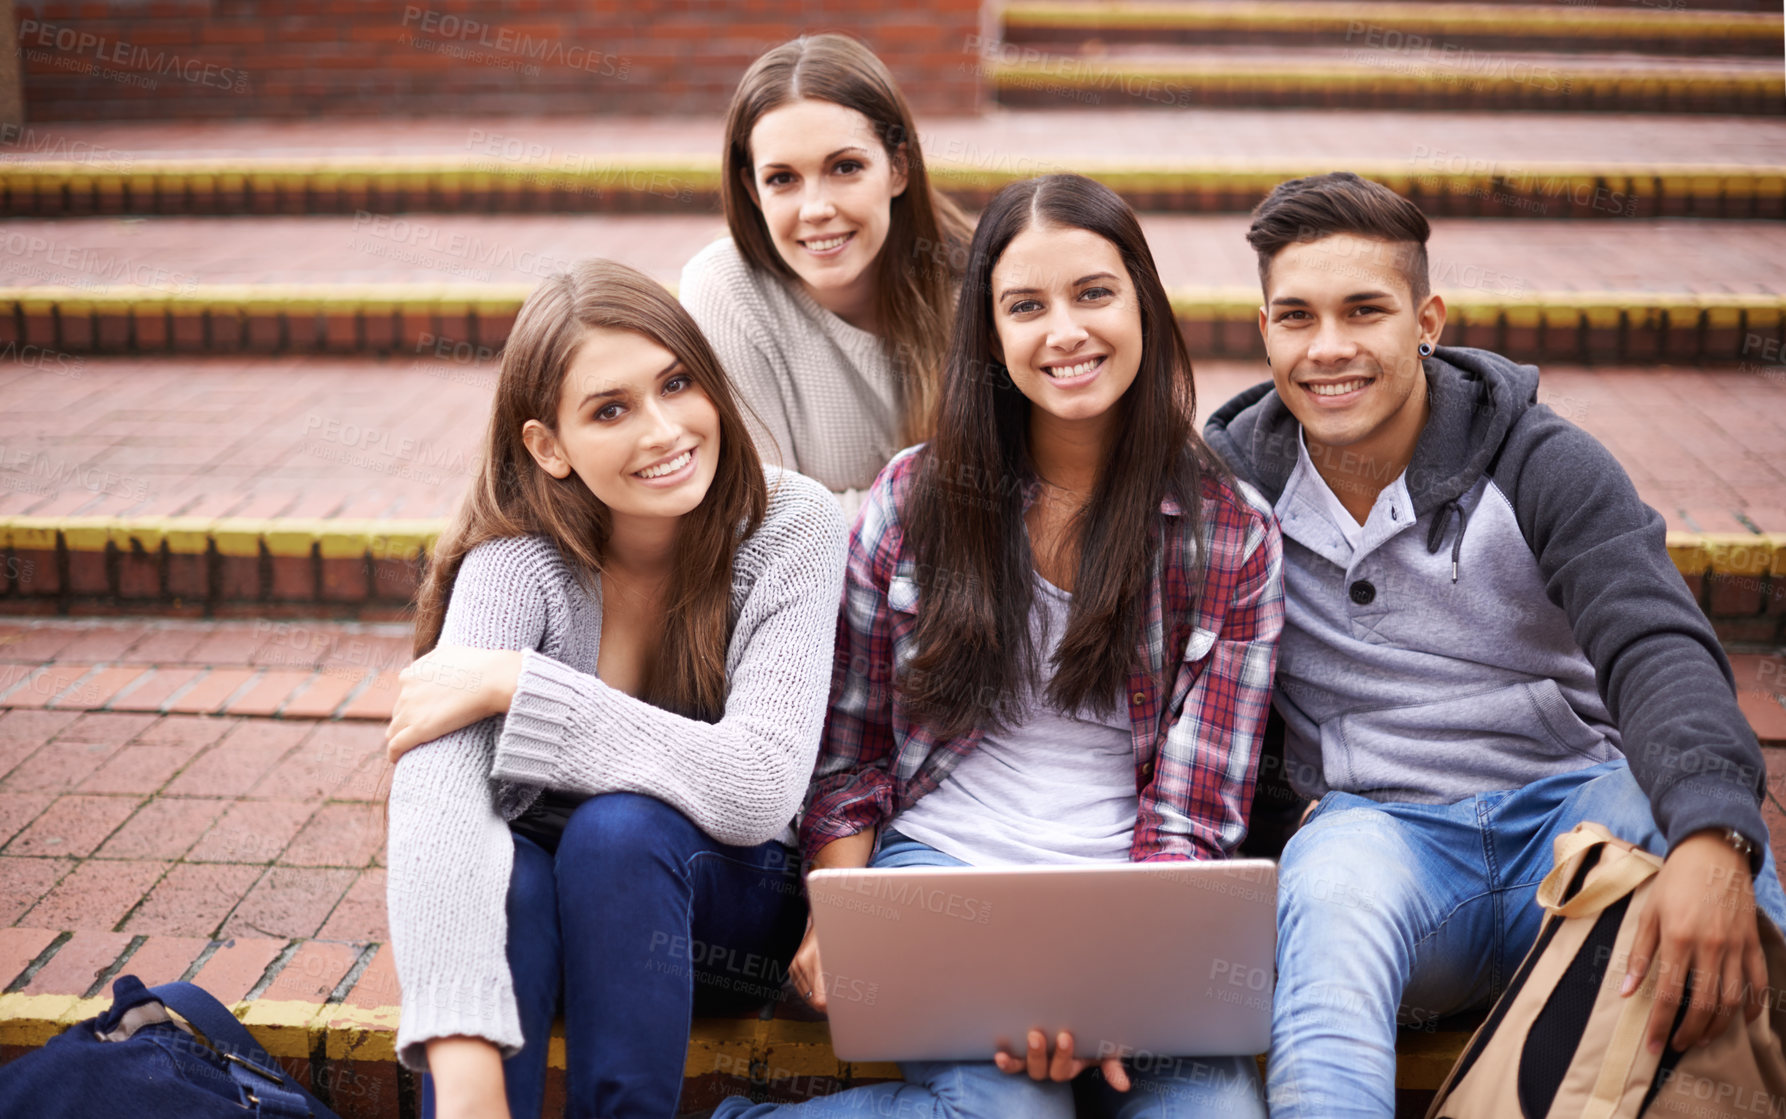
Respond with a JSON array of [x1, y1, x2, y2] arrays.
[[890, 575, 1138, 866]]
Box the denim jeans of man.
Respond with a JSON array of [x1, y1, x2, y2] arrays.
[[420, 792, 806, 1119], [1268, 758, 1786, 1119], [713, 830, 1268, 1119]]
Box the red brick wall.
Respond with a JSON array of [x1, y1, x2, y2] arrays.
[[12, 0, 986, 121]]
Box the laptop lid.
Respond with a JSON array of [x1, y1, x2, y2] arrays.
[[805, 859, 1277, 1063]]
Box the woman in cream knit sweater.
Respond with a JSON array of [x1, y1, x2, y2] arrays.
[[680, 34, 972, 510]]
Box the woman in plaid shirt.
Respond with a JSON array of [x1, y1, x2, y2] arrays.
[[713, 175, 1284, 1118]]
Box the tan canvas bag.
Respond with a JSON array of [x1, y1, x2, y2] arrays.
[[1428, 822, 1786, 1119]]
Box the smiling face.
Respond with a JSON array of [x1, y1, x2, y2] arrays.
[[990, 223, 1144, 436], [746, 98, 908, 326], [1260, 232, 1445, 463], [521, 326, 722, 529]]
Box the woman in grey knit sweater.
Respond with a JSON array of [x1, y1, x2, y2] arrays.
[[382, 260, 847, 1119], [680, 34, 973, 509]]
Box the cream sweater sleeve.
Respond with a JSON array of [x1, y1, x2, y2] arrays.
[[680, 244, 802, 477], [490, 477, 848, 848], [385, 540, 552, 1070]]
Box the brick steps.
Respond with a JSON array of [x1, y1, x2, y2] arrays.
[[1, 514, 1780, 636], [998, 1, 1785, 57], [0, 355, 1782, 638], [8, 156, 1785, 221], [3, 215, 1783, 361], [5, 113, 1783, 219], [990, 45, 1785, 114], [10, 282, 1783, 365], [1, 358, 1782, 526]]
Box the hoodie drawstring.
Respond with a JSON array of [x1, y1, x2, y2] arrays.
[[1426, 499, 1470, 583]]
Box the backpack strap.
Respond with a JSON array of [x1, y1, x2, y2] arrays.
[[145, 981, 321, 1119], [1537, 825, 1661, 920], [1580, 980, 1654, 1119]]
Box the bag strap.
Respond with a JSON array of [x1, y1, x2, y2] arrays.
[[1537, 828, 1660, 919], [1579, 977, 1653, 1119], [146, 981, 322, 1119]]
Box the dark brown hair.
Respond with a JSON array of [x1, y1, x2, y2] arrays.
[[1246, 171, 1432, 303], [720, 32, 973, 446], [412, 260, 767, 721], [901, 174, 1226, 739]]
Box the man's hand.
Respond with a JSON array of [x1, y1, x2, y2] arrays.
[[1621, 830, 1766, 1053], [385, 647, 524, 762], [994, 1029, 1130, 1092]]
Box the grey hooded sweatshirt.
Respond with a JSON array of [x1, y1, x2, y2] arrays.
[[1204, 346, 1767, 857]]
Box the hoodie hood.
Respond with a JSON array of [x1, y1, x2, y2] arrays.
[[1203, 345, 1541, 516]]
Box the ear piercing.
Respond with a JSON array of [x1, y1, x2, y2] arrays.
[[1418, 342, 1434, 357]]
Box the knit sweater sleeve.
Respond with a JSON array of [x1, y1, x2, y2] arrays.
[[680, 244, 803, 477], [490, 476, 849, 847], [385, 538, 552, 1071]]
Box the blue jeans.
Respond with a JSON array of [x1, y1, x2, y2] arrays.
[[713, 831, 1268, 1119], [1267, 759, 1786, 1119], [421, 792, 806, 1119]]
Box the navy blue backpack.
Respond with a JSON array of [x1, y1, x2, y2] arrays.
[[0, 974, 342, 1118]]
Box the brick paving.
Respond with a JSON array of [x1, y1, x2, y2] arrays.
[[5, 213, 1785, 293], [1, 357, 1782, 529], [0, 700, 389, 946], [0, 620, 407, 1102], [5, 110, 1783, 168], [0, 619, 409, 719]]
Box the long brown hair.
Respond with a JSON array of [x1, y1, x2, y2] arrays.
[[902, 174, 1227, 739], [720, 32, 972, 446], [412, 260, 768, 721]]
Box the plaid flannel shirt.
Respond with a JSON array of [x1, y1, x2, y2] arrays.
[[802, 446, 1285, 864]]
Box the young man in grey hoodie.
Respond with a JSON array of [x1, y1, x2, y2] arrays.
[[1203, 172, 1786, 1118]]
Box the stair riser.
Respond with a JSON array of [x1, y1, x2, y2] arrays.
[[993, 76, 1785, 116], [1004, 26, 1784, 58], [7, 302, 1782, 366], [7, 178, 1781, 220], [6, 537, 1779, 647]]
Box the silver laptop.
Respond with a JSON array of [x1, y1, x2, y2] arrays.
[[805, 859, 1277, 1062]]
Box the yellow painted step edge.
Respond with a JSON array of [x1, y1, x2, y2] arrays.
[[2, 516, 1780, 577], [0, 516, 443, 561], [6, 159, 1781, 204], [1001, 1, 1780, 39], [5, 284, 1781, 321], [0, 992, 903, 1080], [989, 59, 1785, 96]]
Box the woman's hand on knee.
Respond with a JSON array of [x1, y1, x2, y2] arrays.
[[788, 917, 827, 1012], [386, 647, 525, 762], [993, 1029, 1130, 1091]]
